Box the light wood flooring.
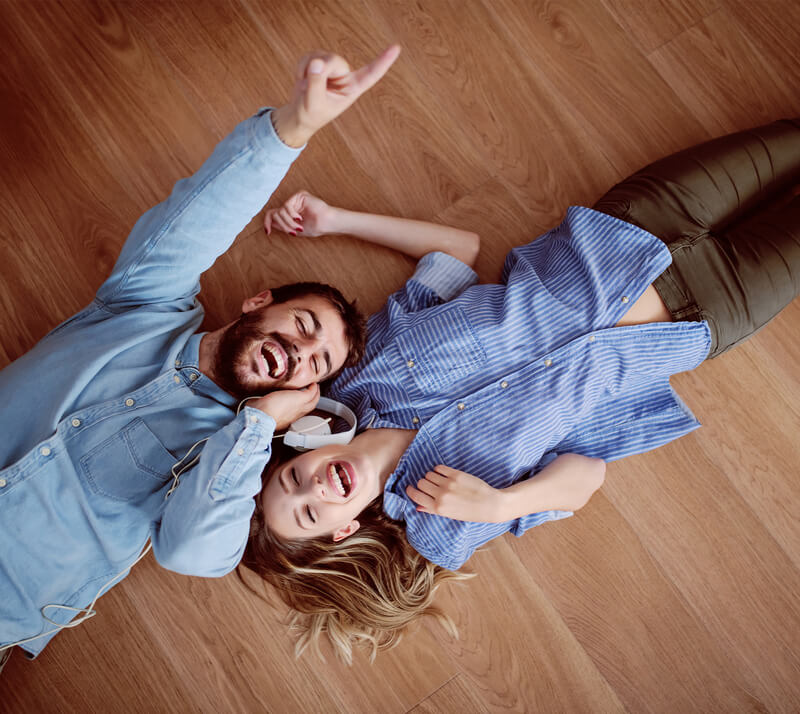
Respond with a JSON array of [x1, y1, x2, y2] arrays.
[[1, 1, 799, 712]]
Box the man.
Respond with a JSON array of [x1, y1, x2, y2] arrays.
[[0, 45, 401, 662]]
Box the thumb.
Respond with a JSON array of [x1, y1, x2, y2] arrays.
[[303, 58, 328, 110]]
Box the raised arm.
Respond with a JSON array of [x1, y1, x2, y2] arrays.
[[98, 46, 401, 308], [406, 454, 606, 522], [265, 190, 481, 266]]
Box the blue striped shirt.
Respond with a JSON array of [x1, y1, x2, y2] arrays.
[[328, 207, 711, 570]]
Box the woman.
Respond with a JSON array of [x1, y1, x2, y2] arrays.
[[244, 118, 800, 662]]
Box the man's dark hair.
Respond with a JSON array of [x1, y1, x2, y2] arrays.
[[269, 281, 366, 378]]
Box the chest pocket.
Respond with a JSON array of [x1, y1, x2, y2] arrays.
[[80, 418, 177, 502], [395, 306, 487, 393]]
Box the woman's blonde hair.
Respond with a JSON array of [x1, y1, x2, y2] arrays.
[[239, 460, 473, 664]]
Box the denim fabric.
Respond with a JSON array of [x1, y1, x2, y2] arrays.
[[0, 109, 300, 655]]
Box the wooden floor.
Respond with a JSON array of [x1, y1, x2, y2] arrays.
[[1, 1, 799, 711]]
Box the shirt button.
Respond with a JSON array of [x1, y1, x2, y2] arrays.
[[621, 296, 630, 304], [457, 403, 466, 411], [71, 418, 81, 427], [544, 359, 553, 367], [189, 373, 199, 381], [588, 335, 595, 342], [500, 381, 508, 388], [125, 398, 135, 407], [0, 478, 7, 488], [250, 415, 259, 424], [237, 448, 245, 456], [173, 375, 181, 384], [407, 359, 415, 368], [411, 416, 419, 424], [40, 446, 51, 456], [175, 359, 181, 367]]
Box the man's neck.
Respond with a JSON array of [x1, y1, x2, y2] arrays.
[[197, 330, 221, 379]]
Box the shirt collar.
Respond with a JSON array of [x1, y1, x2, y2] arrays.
[[176, 332, 239, 407]]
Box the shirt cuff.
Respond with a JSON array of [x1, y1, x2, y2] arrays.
[[412, 251, 478, 302], [252, 107, 306, 161]]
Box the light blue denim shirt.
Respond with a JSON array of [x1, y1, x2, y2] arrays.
[[0, 109, 302, 656]]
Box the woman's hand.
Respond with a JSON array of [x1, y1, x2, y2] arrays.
[[248, 383, 320, 431], [264, 191, 336, 237], [406, 465, 504, 522], [271, 45, 401, 148]]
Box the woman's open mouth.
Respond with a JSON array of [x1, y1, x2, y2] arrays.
[[260, 340, 288, 379], [327, 461, 354, 498]]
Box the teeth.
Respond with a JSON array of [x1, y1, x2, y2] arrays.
[[328, 463, 349, 496], [262, 343, 285, 377]]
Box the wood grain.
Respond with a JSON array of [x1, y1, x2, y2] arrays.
[[1, 0, 799, 711]]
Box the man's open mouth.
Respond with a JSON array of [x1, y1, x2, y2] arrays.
[[260, 341, 287, 379], [328, 462, 353, 497]]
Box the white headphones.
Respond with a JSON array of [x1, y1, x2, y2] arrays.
[[283, 396, 357, 451]]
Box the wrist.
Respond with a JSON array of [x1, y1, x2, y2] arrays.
[[327, 206, 351, 234], [270, 106, 313, 148]]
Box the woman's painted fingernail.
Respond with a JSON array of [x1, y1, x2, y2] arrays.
[[290, 231, 296, 236], [297, 227, 303, 232]]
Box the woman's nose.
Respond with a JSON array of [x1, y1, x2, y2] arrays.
[[309, 474, 326, 499]]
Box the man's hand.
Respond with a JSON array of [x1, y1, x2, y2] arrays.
[[271, 44, 401, 147], [249, 383, 320, 431], [264, 190, 336, 237], [406, 465, 503, 523]]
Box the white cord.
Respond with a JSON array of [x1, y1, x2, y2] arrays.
[[0, 541, 152, 652], [1, 395, 329, 652]]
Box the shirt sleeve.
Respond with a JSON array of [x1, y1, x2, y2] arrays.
[[96, 108, 303, 310], [389, 251, 478, 313], [150, 407, 275, 577]]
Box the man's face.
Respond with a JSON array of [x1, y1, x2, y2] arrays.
[[213, 291, 349, 396]]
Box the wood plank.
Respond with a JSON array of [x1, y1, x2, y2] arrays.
[[510, 490, 769, 711], [410, 674, 489, 714], [647, 7, 799, 136], [483, 0, 710, 174], [601, 0, 721, 54]]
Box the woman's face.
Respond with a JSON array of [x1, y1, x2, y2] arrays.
[[260, 442, 384, 542]]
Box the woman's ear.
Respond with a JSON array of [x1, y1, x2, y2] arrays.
[[241, 289, 273, 313], [332, 520, 360, 542]]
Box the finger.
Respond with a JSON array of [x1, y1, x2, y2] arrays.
[[405, 484, 435, 509], [416, 478, 440, 498], [278, 207, 300, 233], [432, 464, 459, 478], [423, 470, 448, 486], [302, 382, 321, 407], [272, 212, 294, 235], [263, 211, 273, 235], [350, 44, 401, 94]]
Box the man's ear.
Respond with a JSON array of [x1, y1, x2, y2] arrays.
[[241, 289, 273, 314], [332, 520, 360, 543]]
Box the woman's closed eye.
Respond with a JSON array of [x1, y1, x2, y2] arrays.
[[306, 505, 316, 524], [291, 467, 299, 486]]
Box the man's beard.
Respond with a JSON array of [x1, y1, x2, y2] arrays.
[[212, 310, 297, 397]]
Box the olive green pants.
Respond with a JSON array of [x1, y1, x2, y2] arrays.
[[594, 118, 800, 357]]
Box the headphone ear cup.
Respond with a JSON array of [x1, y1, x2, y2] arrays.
[[289, 415, 331, 436]]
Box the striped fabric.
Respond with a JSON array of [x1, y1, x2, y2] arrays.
[[328, 207, 711, 570]]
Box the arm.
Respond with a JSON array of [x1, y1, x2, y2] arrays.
[[97, 46, 401, 309], [152, 386, 320, 576], [406, 454, 606, 523], [265, 191, 480, 266]]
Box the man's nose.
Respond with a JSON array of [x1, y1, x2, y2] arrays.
[[292, 336, 322, 363]]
